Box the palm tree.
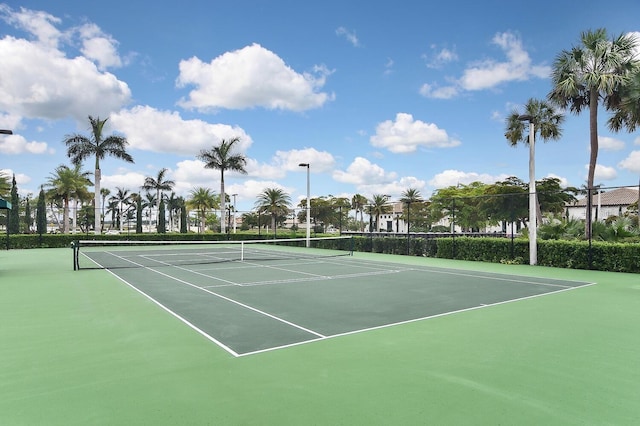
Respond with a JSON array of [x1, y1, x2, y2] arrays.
[[399, 188, 423, 233], [165, 191, 181, 232], [197, 137, 247, 234], [144, 192, 157, 232], [142, 168, 175, 230], [187, 187, 217, 233], [548, 28, 639, 238], [110, 187, 131, 231], [64, 115, 134, 235], [254, 188, 292, 236], [351, 194, 368, 232], [369, 194, 392, 232], [46, 164, 93, 233], [505, 98, 564, 226], [100, 188, 111, 232]]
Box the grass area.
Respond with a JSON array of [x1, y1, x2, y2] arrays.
[[1, 248, 639, 425]]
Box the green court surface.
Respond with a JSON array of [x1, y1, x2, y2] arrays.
[[2, 247, 640, 425]]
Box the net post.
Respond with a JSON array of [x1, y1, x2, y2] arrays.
[[71, 240, 78, 271], [241, 241, 245, 261]]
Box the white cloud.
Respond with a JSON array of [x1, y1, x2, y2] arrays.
[[176, 43, 334, 112], [544, 173, 569, 187], [419, 83, 459, 99], [599, 136, 625, 151], [424, 45, 458, 69], [110, 106, 253, 156], [0, 169, 31, 186], [590, 164, 617, 181], [619, 151, 640, 173], [0, 7, 131, 121], [633, 136, 640, 145], [370, 113, 461, 153], [336, 27, 360, 47], [332, 157, 425, 199], [101, 171, 146, 192], [0, 5, 62, 48], [271, 148, 336, 173], [333, 157, 397, 185], [0, 133, 50, 154], [421, 32, 549, 99], [76, 23, 123, 70], [428, 169, 510, 188]]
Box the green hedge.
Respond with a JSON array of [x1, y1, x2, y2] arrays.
[[349, 236, 638, 273], [4, 233, 639, 273]]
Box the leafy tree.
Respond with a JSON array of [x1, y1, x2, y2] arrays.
[[64, 116, 134, 234], [36, 187, 46, 235], [188, 187, 217, 233], [254, 188, 292, 236], [197, 137, 247, 234], [142, 168, 174, 229], [548, 28, 639, 238]]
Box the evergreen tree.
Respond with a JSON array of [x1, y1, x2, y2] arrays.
[[158, 198, 166, 233], [9, 174, 19, 234], [180, 202, 187, 233], [136, 194, 143, 233], [24, 196, 31, 233], [36, 187, 46, 235]]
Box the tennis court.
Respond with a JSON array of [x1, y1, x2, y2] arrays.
[[74, 237, 592, 357], [3, 246, 640, 425]]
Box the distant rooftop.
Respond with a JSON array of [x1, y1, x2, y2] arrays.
[[572, 187, 639, 207]]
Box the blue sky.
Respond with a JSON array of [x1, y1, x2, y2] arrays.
[[1, 0, 640, 212]]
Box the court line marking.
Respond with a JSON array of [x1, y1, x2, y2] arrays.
[[237, 281, 596, 357], [129, 265, 327, 340]]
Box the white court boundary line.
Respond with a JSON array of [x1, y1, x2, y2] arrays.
[[85, 251, 596, 357]]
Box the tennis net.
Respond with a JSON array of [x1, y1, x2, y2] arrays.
[[72, 236, 353, 270]]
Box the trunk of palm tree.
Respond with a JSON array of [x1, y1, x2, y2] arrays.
[[94, 168, 101, 235], [220, 171, 226, 234], [72, 198, 78, 233], [63, 197, 70, 234], [586, 88, 599, 240]]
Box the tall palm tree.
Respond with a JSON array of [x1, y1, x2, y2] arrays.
[[369, 194, 392, 232], [548, 28, 639, 238], [399, 188, 423, 233], [46, 164, 93, 233], [166, 191, 180, 232], [505, 98, 564, 226], [197, 137, 247, 234], [64, 115, 134, 235], [142, 167, 175, 229], [351, 194, 368, 232], [187, 187, 217, 233], [254, 188, 292, 236]]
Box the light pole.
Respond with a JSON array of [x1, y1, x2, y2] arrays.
[[298, 163, 310, 247], [232, 193, 238, 234], [518, 114, 537, 266]]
